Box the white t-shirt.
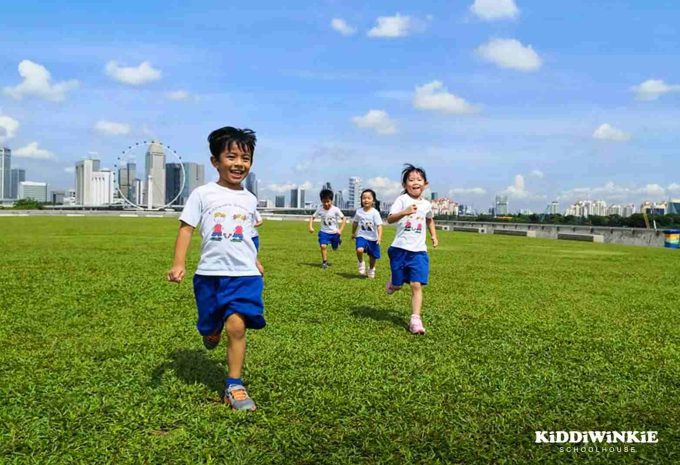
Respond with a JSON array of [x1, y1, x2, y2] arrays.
[[252, 210, 262, 238], [353, 207, 383, 241], [389, 193, 433, 252], [313, 205, 345, 234], [179, 182, 259, 276]]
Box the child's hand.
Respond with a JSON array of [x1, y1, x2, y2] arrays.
[[431, 236, 439, 248], [404, 204, 418, 216], [351, 234, 356, 239], [338, 228, 344, 235], [377, 239, 381, 245], [308, 227, 314, 234], [167, 266, 185, 283], [256, 260, 265, 276]]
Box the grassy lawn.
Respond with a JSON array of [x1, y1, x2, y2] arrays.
[[1, 217, 679, 464]]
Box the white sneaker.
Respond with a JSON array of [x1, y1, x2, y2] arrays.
[[367, 268, 376, 279], [358, 261, 366, 275]]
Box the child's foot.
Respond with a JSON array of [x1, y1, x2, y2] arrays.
[[358, 261, 366, 275], [222, 384, 257, 411], [322, 261, 329, 269], [202, 329, 222, 350], [368, 268, 376, 279], [409, 315, 426, 335], [385, 280, 398, 295]]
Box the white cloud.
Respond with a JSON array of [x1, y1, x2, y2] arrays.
[[14, 142, 54, 160], [476, 38, 542, 72], [592, 123, 631, 142], [0, 114, 20, 141], [637, 184, 665, 197], [632, 79, 680, 101], [331, 18, 356, 36], [668, 183, 680, 194], [367, 14, 412, 38], [165, 90, 190, 101], [503, 174, 531, 199], [266, 182, 298, 193], [105, 61, 162, 86], [413, 81, 480, 114], [470, 0, 519, 21], [530, 170, 544, 178], [365, 176, 403, 200], [449, 187, 487, 195], [64, 166, 75, 174], [3, 60, 78, 102], [352, 110, 397, 135], [95, 120, 130, 136]]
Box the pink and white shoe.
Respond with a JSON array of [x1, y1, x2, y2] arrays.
[[385, 280, 397, 295], [358, 261, 366, 275], [409, 315, 426, 335]]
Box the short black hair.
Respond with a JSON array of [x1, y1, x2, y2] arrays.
[[401, 163, 428, 185], [208, 126, 256, 159], [320, 189, 334, 201], [360, 188, 377, 204]]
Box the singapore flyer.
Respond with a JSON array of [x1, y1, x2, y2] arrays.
[[114, 140, 186, 210]]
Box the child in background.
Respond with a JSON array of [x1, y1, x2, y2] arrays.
[[385, 164, 438, 335], [168, 126, 263, 411], [308, 189, 346, 269], [351, 189, 383, 278]]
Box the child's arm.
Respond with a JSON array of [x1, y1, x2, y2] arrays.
[[351, 221, 359, 239], [308, 215, 315, 233], [338, 215, 347, 235], [388, 204, 418, 224], [168, 221, 194, 282], [377, 224, 383, 244], [426, 218, 439, 248]]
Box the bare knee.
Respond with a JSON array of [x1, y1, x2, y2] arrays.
[[410, 282, 423, 292], [226, 314, 246, 339], [356, 248, 365, 253], [320, 244, 328, 250]]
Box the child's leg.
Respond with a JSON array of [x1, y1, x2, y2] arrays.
[[369, 255, 377, 269], [226, 313, 247, 379], [320, 244, 328, 262], [356, 248, 364, 262], [410, 282, 423, 317]]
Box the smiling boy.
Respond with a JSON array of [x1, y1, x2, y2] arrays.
[[168, 126, 263, 411]]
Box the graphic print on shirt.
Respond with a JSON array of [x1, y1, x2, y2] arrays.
[[211, 212, 226, 241], [360, 220, 375, 232], [324, 216, 336, 227], [230, 225, 245, 242], [404, 218, 412, 232], [416, 223, 423, 234]]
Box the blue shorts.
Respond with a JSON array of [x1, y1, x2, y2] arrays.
[[388, 246, 429, 286], [318, 231, 341, 250], [193, 275, 265, 335], [252, 236, 260, 251], [355, 237, 381, 259]]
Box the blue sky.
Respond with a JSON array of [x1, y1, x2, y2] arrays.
[[1, 0, 679, 211]]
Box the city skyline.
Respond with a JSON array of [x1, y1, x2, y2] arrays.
[[2, 1, 680, 211]]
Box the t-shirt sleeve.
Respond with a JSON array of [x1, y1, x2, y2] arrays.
[[312, 207, 321, 218], [352, 210, 360, 223], [179, 189, 202, 227], [374, 210, 383, 225], [425, 202, 433, 219], [255, 210, 262, 222], [337, 207, 345, 219], [389, 196, 403, 216]]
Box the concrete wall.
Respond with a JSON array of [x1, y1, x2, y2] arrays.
[[437, 220, 666, 248]]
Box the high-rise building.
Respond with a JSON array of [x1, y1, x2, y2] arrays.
[[275, 195, 285, 208], [75, 159, 101, 206], [245, 172, 258, 198], [118, 162, 137, 204], [323, 181, 333, 191], [91, 169, 114, 206], [495, 195, 508, 216], [290, 188, 305, 208], [145, 141, 166, 208], [431, 192, 438, 201], [18, 181, 48, 202], [549, 200, 559, 215], [348, 177, 361, 209], [51, 191, 66, 205], [622, 204, 635, 217], [334, 190, 344, 208], [0, 147, 11, 200], [10, 168, 26, 199], [165, 162, 205, 205]]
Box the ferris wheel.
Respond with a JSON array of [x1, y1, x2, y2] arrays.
[[114, 140, 186, 210]]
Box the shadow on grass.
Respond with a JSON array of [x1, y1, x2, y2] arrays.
[[299, 262, 323, 269], [150, 349, 224, 393], [336, 272, 365, 280], [351, 306, 408, 330]]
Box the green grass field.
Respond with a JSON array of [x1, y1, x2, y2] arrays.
[[1, 217, 679, 464]]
